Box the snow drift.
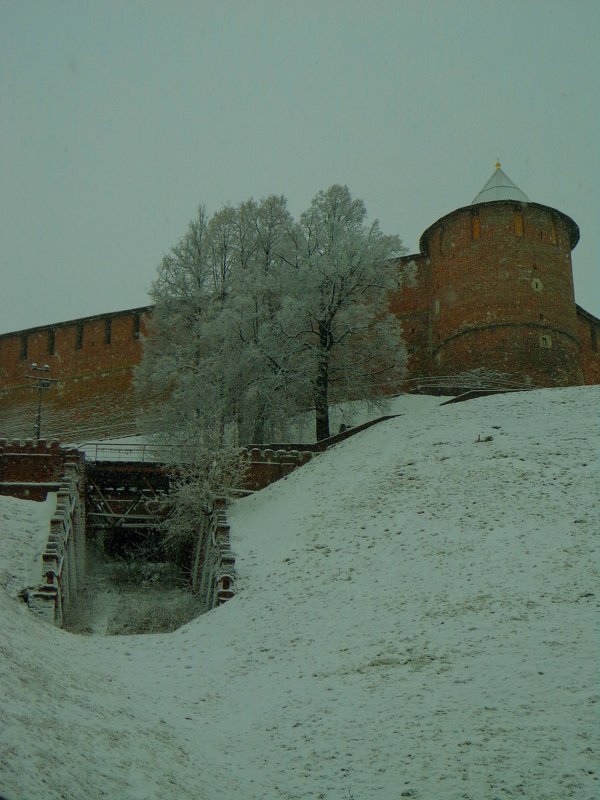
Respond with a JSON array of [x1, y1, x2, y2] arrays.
[[0, 387, 598, 800]]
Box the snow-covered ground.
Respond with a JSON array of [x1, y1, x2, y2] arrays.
[[0, 492, 56, 598], [0, 386, 598, 800]]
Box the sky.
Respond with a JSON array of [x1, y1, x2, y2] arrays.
[[1, 386, 598, 798], [1, 0, 598, 335]]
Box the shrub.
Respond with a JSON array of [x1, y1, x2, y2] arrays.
[[107, 589, 205, 634]]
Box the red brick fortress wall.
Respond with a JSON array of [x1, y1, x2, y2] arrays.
[[577, 306, 600, 385], [390, 254, 432, 382], [0, 307, 150, 440], [0, 439, 84, 501], [0, 193, 598, 442], [421, 200, 583, 386]]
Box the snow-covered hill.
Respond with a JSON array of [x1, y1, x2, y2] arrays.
[[0, 387, 598, 800]]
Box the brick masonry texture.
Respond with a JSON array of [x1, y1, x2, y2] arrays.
[[0, 199, 598, 438], [577, 308, 600, 385], [396, 199, 598, 388], [425, 201, 583, 385], [0, 439, 84, 500], [0, 307, 149, 438]]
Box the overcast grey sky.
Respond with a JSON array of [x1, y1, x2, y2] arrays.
[[1, 0, 598, 334]]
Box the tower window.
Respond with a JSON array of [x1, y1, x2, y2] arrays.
[[540, 334, 552, 349], [75, 322, 84, 350], [531, 278, 543, 292], [550, 219, 558, 245], [471, 214, 480, 241], [104, 318, 112, 345], [514, 211, 524, 237], [133, 313, 141, 339], [47, 328, 55, 356]]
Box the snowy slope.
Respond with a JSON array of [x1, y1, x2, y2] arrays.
[[0, 387, 598, 800], [0, 493, 56, 597]]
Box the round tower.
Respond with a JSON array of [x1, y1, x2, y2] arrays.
[[422, 164, 583, 386]]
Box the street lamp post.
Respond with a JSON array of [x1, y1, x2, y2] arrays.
[[26, 364, 57, 443]]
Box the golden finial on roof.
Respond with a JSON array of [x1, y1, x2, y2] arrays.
[[495, 160, 501, 169]]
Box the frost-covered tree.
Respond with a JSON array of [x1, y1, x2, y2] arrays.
[[223, 195, 302, 441], [137, 185, 408, 455], [156, 419, 248, 560], [284, 185, 408, 440], [135, 205, 215, 440], [136, 196, 300, 450]]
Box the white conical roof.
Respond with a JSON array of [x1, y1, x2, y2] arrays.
[[472, 163, 530, 204]]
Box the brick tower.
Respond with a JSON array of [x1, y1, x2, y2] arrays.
[[421, 163, 583, 386]]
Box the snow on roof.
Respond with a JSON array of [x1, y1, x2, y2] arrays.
[[472, 162, 530, 204]]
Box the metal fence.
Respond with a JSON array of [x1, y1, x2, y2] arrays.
[[78, 441, 179, 463]]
